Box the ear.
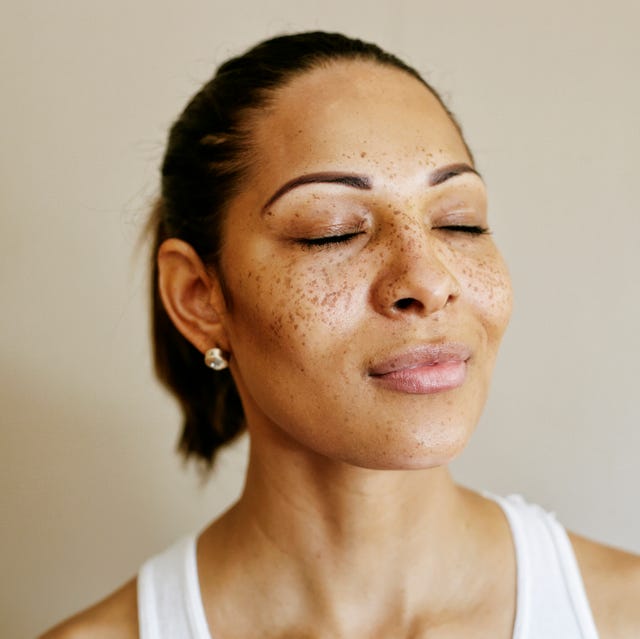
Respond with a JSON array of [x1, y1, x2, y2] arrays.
[[157, 238, 230, 355]]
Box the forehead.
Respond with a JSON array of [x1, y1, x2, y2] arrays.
[[248, 61, 470, 184]]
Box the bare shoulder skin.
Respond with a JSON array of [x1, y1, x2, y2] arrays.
[[38, 578, 138, 639], [571, 533, 640, 639]]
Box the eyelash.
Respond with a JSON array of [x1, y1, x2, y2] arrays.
[[297, 231, 364, 249], [437, 225, 491, 235]]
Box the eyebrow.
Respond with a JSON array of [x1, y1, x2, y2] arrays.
[[261, 163, 481, 212], [262, 172, 372, 212], [429, 163, 482, 186]]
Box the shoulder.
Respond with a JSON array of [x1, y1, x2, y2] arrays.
[[570, 532, 640, 639], [38, 578, 138, 639]]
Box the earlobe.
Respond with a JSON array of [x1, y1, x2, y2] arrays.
[[157, 238, 230, 355]]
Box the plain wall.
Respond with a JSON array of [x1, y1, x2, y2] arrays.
[[2, 1, 638, 636]]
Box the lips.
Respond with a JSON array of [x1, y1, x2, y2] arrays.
[[368, 343, 471, 394]]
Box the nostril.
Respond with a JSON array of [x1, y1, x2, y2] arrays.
[[393, 297, 421, 310]]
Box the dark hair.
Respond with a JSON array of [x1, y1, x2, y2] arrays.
[[149, 31, 470, 469]]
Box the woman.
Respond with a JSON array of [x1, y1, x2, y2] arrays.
[[43, 31, 640, 638]]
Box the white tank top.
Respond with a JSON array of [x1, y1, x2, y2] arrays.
[[137, 494, 600, 638]]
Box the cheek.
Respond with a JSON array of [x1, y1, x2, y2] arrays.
[[455, 245, 513, 339], [226, 253, 370, 358]]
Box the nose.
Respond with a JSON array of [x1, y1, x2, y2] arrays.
[[371, 219, 461, 318]]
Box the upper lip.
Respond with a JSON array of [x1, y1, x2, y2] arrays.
[[368, 342, 472, 376]]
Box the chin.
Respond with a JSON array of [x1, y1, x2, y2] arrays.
[[332, 425, 473, 471]]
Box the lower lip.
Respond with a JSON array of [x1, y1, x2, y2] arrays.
[[370, 361, 467, 394]]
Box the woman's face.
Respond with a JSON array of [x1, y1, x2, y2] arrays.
[[217, 61, 512, 470]]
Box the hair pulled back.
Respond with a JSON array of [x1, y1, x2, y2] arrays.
[[150, 31, 464, 468]]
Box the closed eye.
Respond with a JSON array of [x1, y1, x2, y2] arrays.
[[297, 231, 364, 249], [437, 225, 490, 235]]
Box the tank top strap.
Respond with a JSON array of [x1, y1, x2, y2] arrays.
[[489, 493, 600, 639], [137, 534, 213, 639]]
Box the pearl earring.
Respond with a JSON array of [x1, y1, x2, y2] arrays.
[[204, 347, 229, 371]]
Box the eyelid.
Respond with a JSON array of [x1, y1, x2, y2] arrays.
[[293, 217, 368, 238], [431, 199, 487, 228], [293, 220, 368, 249]]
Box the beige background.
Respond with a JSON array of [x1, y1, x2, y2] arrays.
[[2, 1, 638, 636]]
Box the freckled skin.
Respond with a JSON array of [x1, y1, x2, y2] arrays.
[[217, 61, 513, 470]]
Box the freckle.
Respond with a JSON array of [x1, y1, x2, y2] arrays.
[[360, 151, 367, 158]]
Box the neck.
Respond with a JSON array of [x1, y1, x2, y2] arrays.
[[241, 440, 464, 563], [198, 429, 504, 637]]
